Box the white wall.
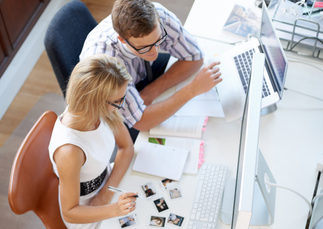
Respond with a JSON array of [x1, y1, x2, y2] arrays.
[[0, 0, 69, 119]]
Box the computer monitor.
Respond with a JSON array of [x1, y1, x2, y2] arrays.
[[221, 53, 277, 228], [259, 2, 288, 99]]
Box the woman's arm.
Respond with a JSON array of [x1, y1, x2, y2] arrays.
[[54, 144, 136, 224], [90, 122, 134, 205]]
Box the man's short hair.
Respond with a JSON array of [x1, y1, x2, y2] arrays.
[[112, 0, 158, 39]]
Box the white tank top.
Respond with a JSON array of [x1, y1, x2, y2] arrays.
[[48, 114, 115, 201]]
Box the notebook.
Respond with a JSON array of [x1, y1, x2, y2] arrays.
[[133, 142, 189, 181], [216, 3, 288, 122]]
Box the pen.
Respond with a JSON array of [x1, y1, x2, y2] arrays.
[[302, 8, 323, 15], [107, 186, 139, 198]]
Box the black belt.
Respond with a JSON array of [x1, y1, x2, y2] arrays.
[[80, 168, 107, 196]]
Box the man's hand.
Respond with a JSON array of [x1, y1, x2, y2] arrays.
[[140, 83, 159, 105], [189, 61, 222, 97], [133, 60, 219, 131], [139, 59, 204, 106]]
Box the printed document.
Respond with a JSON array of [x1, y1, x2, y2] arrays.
[[149, 116, 205, 139]]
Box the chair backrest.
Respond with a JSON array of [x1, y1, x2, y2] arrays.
[[8, 111, 66, 229], [44, 0, 97, 97]]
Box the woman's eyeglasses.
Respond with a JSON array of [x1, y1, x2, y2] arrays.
[[107, 94, 126, 109]]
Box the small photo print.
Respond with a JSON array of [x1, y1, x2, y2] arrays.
[[141, 182, 156, 198], [223, 4, 259, 38], [149, 216, 166, 227], [149, 137, 166, 145], [167, 213, 184, 227], [161, 178, 177, 189], [118, 214, 136, 228], [168, 185, 182, 199], [153, 197, 169, 212]]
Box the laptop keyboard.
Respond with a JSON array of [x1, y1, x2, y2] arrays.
[[233, 49, 270, 98]]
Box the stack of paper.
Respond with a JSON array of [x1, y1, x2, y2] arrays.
[[133, 57, 218, 177], [142, 115, 208, 175]]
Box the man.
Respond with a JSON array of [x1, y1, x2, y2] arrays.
[[80, 0, 222, 141]]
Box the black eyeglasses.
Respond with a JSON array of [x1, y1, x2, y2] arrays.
[[125, 23, 168, 54], [107, 94, 126, 109]]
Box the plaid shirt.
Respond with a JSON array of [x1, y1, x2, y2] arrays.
[[80, 2, 203, 128]]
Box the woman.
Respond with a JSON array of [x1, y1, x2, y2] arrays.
[[48, 54, 136, 228]]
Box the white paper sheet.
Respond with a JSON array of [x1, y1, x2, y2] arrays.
[[175, 97, 224, 117], [164, 137, 201, 174], [174, 83, 225, 117], [133, 143, 188, 181]]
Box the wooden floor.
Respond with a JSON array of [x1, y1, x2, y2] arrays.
[[0, 0, 193, 147], [0, 0, 194, 228], [0, 0, 113, 147]]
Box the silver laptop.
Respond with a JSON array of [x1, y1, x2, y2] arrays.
[[216, 4, 288, 122]]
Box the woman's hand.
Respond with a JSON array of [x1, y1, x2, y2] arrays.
[[114, 192, 137, 216]]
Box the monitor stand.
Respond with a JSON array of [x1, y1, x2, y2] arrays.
[[310, 190, 323, 229], [220, 151, 276, 226], [261, 103, 277, 116], [309, 169, 323, 229]]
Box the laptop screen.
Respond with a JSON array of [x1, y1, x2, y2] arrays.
[[260, 5, 288, 98]]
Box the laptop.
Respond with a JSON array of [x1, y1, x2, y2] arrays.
[[216, 3, 288, 122]]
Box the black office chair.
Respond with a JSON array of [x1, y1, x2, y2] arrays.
[[44, 0, 97, 97]]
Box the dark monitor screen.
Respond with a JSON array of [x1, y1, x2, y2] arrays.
[[260, 5, 288, 98]]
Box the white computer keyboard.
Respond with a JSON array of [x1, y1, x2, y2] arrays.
[[187, 163, 228, 229]]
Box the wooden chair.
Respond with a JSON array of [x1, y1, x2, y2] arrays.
[[8, 110, 66, 229]]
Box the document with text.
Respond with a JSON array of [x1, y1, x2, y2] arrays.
[[149, 116, 206, 139]]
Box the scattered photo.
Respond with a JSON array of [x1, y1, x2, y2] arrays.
[[223, 4, 260, 37], [118, 214, 136, 228], [149, 216, 166, 227], [167, 213, 184, 227], [161, 178, 177, 189], [141, 182, 156, 198], [153, 197, 169, 212], [168, 185, 182, 199], [148, 137, 166, 145]]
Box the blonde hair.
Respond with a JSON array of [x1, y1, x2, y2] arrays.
[[66, 54, 132, 133]]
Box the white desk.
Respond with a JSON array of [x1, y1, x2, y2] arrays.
[[102, 0, 323, 228]]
